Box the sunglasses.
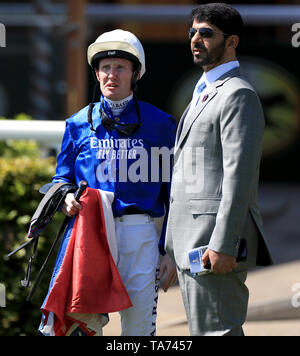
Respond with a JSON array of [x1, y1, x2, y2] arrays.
[[189, 27, 229, 40]]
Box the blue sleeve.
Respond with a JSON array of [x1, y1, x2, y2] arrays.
[[52, 122, 77, 184], [158, 116, 177, 255]]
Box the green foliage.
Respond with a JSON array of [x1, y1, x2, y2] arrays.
[[0, 116, 64, 336]]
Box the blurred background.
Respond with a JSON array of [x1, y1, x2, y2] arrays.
[[0, 0, 300, 336]]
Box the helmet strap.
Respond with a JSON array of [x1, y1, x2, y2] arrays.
[[88, 80, 98, 132]]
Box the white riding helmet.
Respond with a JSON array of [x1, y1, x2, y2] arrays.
[[87, 29, 146, 79]]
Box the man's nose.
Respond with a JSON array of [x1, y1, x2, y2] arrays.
[[192, 31, 204, 45], [108, 68, 118, 78]]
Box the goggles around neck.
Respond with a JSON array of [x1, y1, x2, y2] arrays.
[[88, 95, 142, 136]]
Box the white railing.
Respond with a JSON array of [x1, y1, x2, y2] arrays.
[[0, 120, 65, 144]]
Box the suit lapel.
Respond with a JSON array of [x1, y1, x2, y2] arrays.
[[175, 103, 191, 147], [175, 86, 217, 152]]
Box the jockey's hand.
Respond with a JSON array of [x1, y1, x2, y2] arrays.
[[62, 193, 82, 217]]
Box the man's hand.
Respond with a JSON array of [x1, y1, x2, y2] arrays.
[[158, 254, 178, 292], [62, 193, 82, 217], [202, 249, 237, 274]]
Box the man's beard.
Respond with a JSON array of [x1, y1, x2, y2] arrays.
[[193, 40, 226, 68]]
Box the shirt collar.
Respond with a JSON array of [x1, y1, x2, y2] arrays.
[[204, 60, 240, 85], [103, 94, 134, 117], [196, 60, 240, 88]]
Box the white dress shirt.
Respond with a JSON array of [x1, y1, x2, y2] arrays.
[[185, 60, 240, 120]]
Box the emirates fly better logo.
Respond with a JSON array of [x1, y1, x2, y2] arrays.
[[0, 23, 6, 47], [0, 283, 6, 307]]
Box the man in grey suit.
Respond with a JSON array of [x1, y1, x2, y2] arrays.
[[165, 3, 273, 336]]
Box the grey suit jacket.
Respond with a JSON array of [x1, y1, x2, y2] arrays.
[[165, 67, 273, 270]]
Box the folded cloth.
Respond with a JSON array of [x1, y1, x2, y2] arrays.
[[39, 188, 132, 336]]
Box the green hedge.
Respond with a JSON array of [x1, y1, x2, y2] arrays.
[[0, 116, 64, 336]]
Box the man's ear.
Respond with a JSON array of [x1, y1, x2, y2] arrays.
[[131, 69, 141, 91], [226, 35, 239, 49], [95, 68, 100, 82], [133, 70, 141, 82]]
